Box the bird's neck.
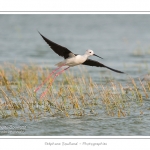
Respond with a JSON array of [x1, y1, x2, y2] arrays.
[[82, 54, 90, 59]]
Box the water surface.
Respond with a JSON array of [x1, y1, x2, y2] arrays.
[[0, 14, 150, 136]]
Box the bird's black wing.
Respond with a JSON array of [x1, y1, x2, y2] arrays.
[[82, 59, 124, 74], [38, 32, 74, 59]]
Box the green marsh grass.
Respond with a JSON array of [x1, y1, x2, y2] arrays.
[[0, 63, 150, 120]]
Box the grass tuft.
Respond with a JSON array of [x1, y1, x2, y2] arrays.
[[0, 63, 150, 120]]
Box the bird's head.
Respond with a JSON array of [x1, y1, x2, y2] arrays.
[[86, 49, 94, 56], [85, 49, 103, 59]]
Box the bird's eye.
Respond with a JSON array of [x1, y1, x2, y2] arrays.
[[90, 52, 91, 53]]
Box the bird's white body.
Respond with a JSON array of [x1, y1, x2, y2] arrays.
[[56, 49, 94, 67]]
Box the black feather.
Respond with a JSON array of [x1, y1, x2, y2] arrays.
[[83, 59, 124, 74], [38, 32, 74, 59]]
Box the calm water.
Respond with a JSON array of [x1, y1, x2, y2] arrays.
[[0, 14, 150, 136]]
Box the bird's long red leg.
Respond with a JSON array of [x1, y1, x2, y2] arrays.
[[40, 67, 70, 98], [34, 65, 64, 92]]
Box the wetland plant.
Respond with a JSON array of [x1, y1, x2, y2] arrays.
[[0, 63, 149, 121]]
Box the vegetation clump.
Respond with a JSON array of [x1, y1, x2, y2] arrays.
[[0, 63, 149, 121]]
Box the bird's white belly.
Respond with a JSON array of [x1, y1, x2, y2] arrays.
[[65, 55, 86, 67]]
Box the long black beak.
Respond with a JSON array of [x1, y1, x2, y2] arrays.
[[94, 54, 103, 59]]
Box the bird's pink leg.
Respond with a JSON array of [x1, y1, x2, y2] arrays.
[[40, 67, 70, 98], [34, 65, 64, 92]]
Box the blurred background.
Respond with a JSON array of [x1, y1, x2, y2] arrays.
[[0, 14, 150, 79], [1, 14, 150, 136]]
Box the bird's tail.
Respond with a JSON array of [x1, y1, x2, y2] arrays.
[[105, 66, 124, 74], [55, 61, 66, 67]]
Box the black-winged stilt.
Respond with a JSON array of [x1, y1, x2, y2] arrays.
[[35, 32, 124, 97]]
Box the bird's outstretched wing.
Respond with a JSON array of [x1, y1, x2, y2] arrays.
[[38, 32, 74, 59], [82, 59, 124, 74]]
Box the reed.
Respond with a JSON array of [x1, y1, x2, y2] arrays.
[[0, 63, 149, 120]]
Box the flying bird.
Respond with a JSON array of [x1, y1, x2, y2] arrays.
[[35, 32, 124, 98]]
